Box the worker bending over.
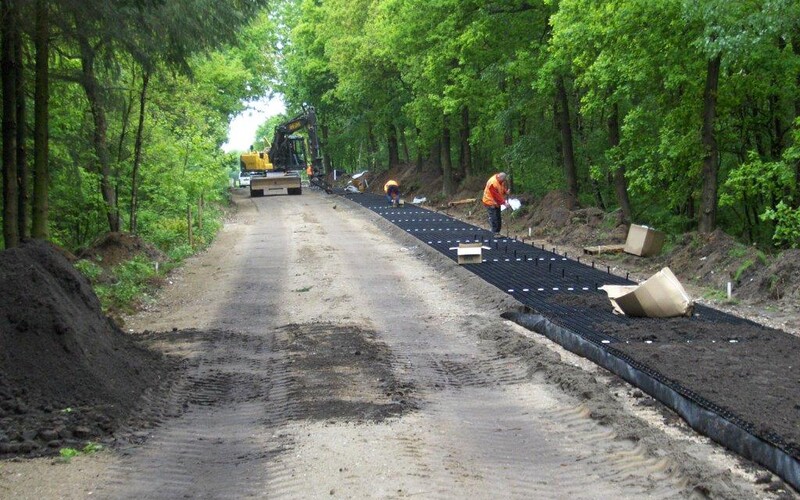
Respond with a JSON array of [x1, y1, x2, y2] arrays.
[[482, 172, 510, 237], [384, 179, 401, 206]]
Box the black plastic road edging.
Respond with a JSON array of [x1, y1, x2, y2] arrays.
[[502, 311, 800, 490]]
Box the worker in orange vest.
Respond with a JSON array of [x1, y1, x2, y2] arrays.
[[384, 179, 400, 206], [306, 164, 313, 177], [482, 172, 510, 236]]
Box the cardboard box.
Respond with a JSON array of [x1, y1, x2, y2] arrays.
[[455, 242, 484, 265], [624, 224, 666, 257], [600, 267, 693, 318]]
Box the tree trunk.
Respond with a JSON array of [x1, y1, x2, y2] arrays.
[[187, 204, 193, 247], [399, 126, 410, 165], [414, 128, 423, 171], [31, 0, 49, 239], [197, 192, 203, 232], [321, 124, 331, 174], [428, 139, 441, 174], [387, 127, 399, 168], [698, 54, 722, 233], [459, 106, 472, 179], [552, 100, 562, 171], [14, 16, 27, 239], [769, 93, 783, 160], [441, 122, 454, 196], [78, 33, 119, 232], [556, 76, 579, 210], [130, 70, 149, 234], [367, 123, 378, 170], [608, 102, 632, 223], [793, 30, 800, 207], [2, 0, 19, 248]]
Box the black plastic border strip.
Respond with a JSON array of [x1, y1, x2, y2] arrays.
[[502, 311, 800, 490]]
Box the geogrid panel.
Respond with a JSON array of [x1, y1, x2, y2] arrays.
[[345, 194, 751, 345]]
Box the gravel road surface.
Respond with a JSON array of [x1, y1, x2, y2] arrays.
[[1, 189, 785, 499]]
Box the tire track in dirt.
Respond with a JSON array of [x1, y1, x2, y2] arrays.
[[257, 194, 706, 498], [87, 191, 770, 499], [97, 330, 281, 499], [95, 195, 297, 498], [381, 343, 691, 499]]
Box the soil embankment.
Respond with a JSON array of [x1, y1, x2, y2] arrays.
[[0, 240, 172, 456]]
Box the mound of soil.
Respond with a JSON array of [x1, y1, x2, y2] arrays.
[[78, 232, 165, 269], [362, 163, 453, 203], [529, 190, 572, 232], [736, 249, 800, 303], [656, 229, 764, 290], [517, 191, 627, 248], [0, 240, 170, 457]]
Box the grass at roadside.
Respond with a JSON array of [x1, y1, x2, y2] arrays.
[[73, 204, 226, 317]]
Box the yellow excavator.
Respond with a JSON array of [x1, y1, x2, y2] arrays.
[[240, 104, 323, 197]]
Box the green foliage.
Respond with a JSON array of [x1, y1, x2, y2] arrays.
[[82, 442, 103, 454], [74, 260, 103, 282], [168, 244, 196, 263], [276, 0, 800, 249], [58, 442, 103, 463], [32, 0, 274, 253], [727, 245, 748, 259], [762, 202, 800, 249], [703, 288, 728, 301], [94, 256, 158, 312], [5, 0, 800, 256], [58, 448, 80, 463], [734, 259, 754, 283]]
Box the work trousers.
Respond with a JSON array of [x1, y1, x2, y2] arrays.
[[487, 205, 502, 234], [386, 186, 400, 203]]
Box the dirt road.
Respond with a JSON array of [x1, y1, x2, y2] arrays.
[[0, 190, 782, 498]]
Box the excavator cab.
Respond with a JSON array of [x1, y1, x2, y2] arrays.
[[284, 135, 309, 171]]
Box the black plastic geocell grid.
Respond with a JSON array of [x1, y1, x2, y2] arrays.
[[346, 194, 742, 340], [342, 192, 800, 488]]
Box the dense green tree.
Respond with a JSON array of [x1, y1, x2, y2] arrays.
[[4, 0, 800, 252]]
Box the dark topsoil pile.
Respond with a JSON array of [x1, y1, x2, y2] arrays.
[[0, 240, 172, 457]]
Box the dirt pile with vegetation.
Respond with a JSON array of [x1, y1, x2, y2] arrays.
[[659, 229, 766, 291], [0, 240, 171, 457], [77, 232, 166, 269], [736, 249, 800, 303]]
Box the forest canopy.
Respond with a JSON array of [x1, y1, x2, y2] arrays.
[[277, 0, 800, 248], [1, 0, 274, 252], [2, 0, 799, 251]]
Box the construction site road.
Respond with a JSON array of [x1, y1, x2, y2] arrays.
[[1, 189, 784, 499]]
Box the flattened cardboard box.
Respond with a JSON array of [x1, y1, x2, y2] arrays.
[[600, 267, 694, 318], [624, 224, 666, 257]]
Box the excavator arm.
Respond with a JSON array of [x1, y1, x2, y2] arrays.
[[268, 104, 323, 177]]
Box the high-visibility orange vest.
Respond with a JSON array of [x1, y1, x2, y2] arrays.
[[306, 165, 313, 176], [384, 180, 399, 193], [482, 174, 508, 207]]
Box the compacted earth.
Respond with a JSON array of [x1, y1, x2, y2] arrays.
[[0, 189, 796, 498]]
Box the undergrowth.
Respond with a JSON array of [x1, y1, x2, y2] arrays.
[[74, 203, 226, 316]]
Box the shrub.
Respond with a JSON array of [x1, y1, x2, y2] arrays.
[[762, 201, 800, 249]]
